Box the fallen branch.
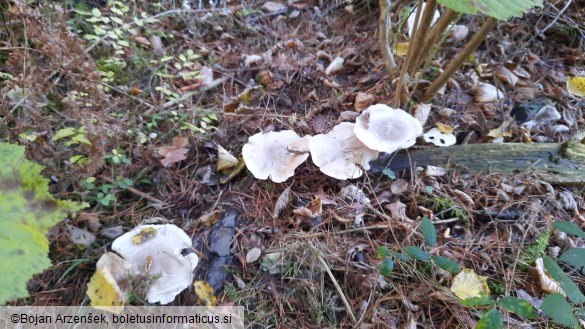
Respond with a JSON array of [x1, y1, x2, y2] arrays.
[[369, 135, 585, 186]]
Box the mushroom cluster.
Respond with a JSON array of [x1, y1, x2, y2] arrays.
[[242, 104, 423, 181]]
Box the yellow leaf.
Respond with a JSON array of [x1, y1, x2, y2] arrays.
[[131, 227, 157, 245], [194, 280, 216, 306], [86, 268, 125, 313], [219, 157, 246, 184], [435, 122, 455, 134], [567, 76, 585, 97], [487, 119, 513, 139], [393, 42, 409, 57], [450, 268, 490, 300], [217, 144, 239, 172]]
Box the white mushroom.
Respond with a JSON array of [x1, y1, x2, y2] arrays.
[[354, 104, 423, 154], [423, 127, 456, 147], [242, 130, 311, 183], [309, 122, 379, 180], [111, 224, 198, 305]]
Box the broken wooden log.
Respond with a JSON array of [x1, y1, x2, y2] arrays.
[[368, 134, 585, 186]]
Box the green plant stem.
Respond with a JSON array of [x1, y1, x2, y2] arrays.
[[378, 0, 397, 76], [405, 0, 438, 75], [422, 16, 497, 102], [418, 9, 457, 69], [393, 0, 423, 108]]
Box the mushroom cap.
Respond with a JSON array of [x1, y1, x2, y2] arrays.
[[112, 224, 198, 305], [242, 130, 311, 183], [354, 104, 423, 154], [423, 127, 456, 147], [309, 122, 379, 180]]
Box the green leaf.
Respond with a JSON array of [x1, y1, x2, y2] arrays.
[[461, 294, 494, 306], [476, 308, 503, 329], [393, 252, 409, 262], [437, 0, 543, 21], [402, 246, 430, 261], [496, 296, 536, 320], [0, 143, 87, 304], [380, 258, 394, 277], [91, 8, 101, 17], [543, 256, 585, 305], [553, 221, 585, 238], [541, 294, 580, 328], [376, 246, 392, 259], [71, 133, 92, 145], [160, 56, 174, 63], [431, 255, 461, 273], [52, 127, 77, 141], [420, 217, 437, 247], [559, 248, 585, 275], [382, 168, 396, 180]]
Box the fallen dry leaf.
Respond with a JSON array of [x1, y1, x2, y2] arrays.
[[487, 119, 514, 139], [354, 92, 376, 112], [450, 269, 490, 300], [157, 136, 189, 167], [246, 247, 262, 264], [273, 186, 292, 219], [293, 198, 322, 219], [567, 76, 585, 97]]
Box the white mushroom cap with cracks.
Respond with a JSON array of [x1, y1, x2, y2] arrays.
[[354, 104, 423, 154], [111, 224, 198, 305], [309, 122, 379, 180], [242, 130, 312, 183]]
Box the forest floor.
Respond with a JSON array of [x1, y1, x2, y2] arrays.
[[1, 0, 585, 328]]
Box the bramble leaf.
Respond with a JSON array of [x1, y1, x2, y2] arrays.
[[420, 216, 437, 247], [543, 256, 585, 305], [559, 248, 585, 275], [496, 296, 536, 320], [437, 0, 543, 21], [541, 294, 579, 328], [0, 143, 87, 304], [431, 255, 462, 273], [402, 246, 430, 261], [476, 308, 503, 329], [553, 221, 585, 238], [380, 258, 394, 277]]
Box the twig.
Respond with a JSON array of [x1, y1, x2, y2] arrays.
[[100, 176, 168, 206], [295, 224, 391, 238], [431, 217, 460, 224], [366, 203, 397, 222], [308, 242, 357, 323], [540, 0, 573, 34], [102, 82, 158, 110], [422, 17, 497, 102], [161, 77, 228, 109]]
